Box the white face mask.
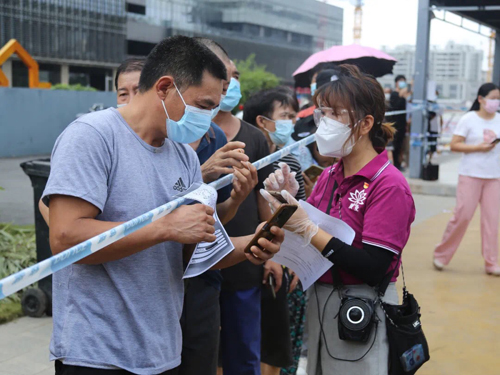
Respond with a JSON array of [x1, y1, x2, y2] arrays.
[[315, 116, 358, 158]]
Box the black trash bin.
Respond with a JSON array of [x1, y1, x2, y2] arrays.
[[20, 159, 52, 317]]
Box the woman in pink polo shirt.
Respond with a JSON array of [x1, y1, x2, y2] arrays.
[[261, 64, 416, 375]]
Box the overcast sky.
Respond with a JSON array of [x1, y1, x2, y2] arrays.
[[326, 0, 492, 70]]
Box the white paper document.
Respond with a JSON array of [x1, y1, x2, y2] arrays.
[[271, 200, 356, 290], [182, 184, 235, 279]]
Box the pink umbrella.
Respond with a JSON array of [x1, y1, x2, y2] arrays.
[[293, 44, 397, 87]]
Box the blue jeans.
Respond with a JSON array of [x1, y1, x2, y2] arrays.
[[220, 287, 262, 375]]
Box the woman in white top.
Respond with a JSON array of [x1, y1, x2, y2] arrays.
[[434, 83, 500, 275]]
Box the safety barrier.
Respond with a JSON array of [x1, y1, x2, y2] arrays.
[[0, 107, 426, 301]]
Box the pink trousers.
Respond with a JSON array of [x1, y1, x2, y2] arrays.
[[434, 175, 500, 270]]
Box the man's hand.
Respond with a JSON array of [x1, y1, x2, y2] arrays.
[[288, 270, 300, 293], [231, 161, 258, 204], [302, 172, 315, 198], [244, 223, 285, 266], [201, 141, 249, 183], [263, 260, 283, 293], [163, 204, 216, 244]]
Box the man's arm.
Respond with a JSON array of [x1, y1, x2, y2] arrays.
[[49, 195, 217, 265]]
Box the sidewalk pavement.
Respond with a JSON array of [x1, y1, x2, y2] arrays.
[[0, 156, 49, 226], [407, 153, 460, 197], [2, 192, 500, 374]]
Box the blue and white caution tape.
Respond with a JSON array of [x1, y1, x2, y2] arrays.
[[0, 134, 316, 300], [0, 106, 428, 301]]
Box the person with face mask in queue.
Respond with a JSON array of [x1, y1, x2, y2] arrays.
[[388, 75, 411, 171], [293, 65, 340, 169], [434, 83, 500, 276], [196, 40, 276, 375], [260, 65, 416, 375], [116, 58, 146, 107], [42, 36, 286, 375], [243, 87, 306, 375], [178, 38, 259, 375]]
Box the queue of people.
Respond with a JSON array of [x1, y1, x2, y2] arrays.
[[36, 34, 500, 375]]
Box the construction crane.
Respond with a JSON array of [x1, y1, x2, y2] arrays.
[[487, 30, 495, 82], [352, 0, 364, 44]]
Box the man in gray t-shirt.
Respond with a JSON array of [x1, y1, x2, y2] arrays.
[[43, 36, 283, 375]]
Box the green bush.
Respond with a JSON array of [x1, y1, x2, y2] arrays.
[[0, 224, 37, 324], [235, 54, 280, 107], [51, 83, 97, 92], [0, 224, 37, 302]]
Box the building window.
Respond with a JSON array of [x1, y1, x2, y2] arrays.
[[39, 63, 61, 85], [12, 60, 29, 88], [126, 3, 146, 15]]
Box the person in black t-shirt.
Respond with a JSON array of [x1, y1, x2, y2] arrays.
[[207, 46, 275, 375]]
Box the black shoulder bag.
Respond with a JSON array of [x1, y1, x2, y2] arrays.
[[378, 256, 430, 374]]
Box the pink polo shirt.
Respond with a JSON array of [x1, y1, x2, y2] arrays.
[[307, 150, 416, 285]]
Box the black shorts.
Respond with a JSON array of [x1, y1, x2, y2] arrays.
[[55, 361, 178, 375]]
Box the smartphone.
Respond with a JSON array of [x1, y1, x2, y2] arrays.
[[269, 191, 288, 204], [268, 274, 276, 299], [244, 204, 298, 254], [304, 165, 325, 181]]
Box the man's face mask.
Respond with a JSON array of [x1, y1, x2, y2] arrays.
[[161, 83, 215, 144], [220, 78, 242, 112]]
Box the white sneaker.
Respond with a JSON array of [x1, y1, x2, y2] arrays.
[[486, 266, 500, 276], [433, 259, 444, 271]]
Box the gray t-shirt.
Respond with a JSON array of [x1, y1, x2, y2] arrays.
[[42, 108, 202, 374]]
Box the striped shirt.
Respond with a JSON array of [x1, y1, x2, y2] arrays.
[[273, 153, 307, 201]]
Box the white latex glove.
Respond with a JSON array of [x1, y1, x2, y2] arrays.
[[260, 189, 319, 245], [263, 162, 299, 198]]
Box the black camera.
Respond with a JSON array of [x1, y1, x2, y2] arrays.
[[338, 297, 375, 342]]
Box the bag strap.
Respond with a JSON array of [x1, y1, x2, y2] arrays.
[[325, 180, 338, 215], [378, 251, 405, 297]]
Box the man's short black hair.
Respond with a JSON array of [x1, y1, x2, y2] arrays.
[[243, 87, 299, 126], [193, 37, 230, 63], [395, 75, 406, 83], [138, 35, 227, 92], [115, 58, 146, 90]]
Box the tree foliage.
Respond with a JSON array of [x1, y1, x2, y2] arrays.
[[235, 54, 280, 107], [51, 83, 97, 92]]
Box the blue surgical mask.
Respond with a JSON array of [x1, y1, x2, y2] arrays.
[[310, 82, 317, 96], [162, 83, 213, 144], [220, 78, 242, 112], [265, 119, 295, 146], [117, 103, 127, 108], [398, 81, 407, 89], [211, 95, 225, 119]]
